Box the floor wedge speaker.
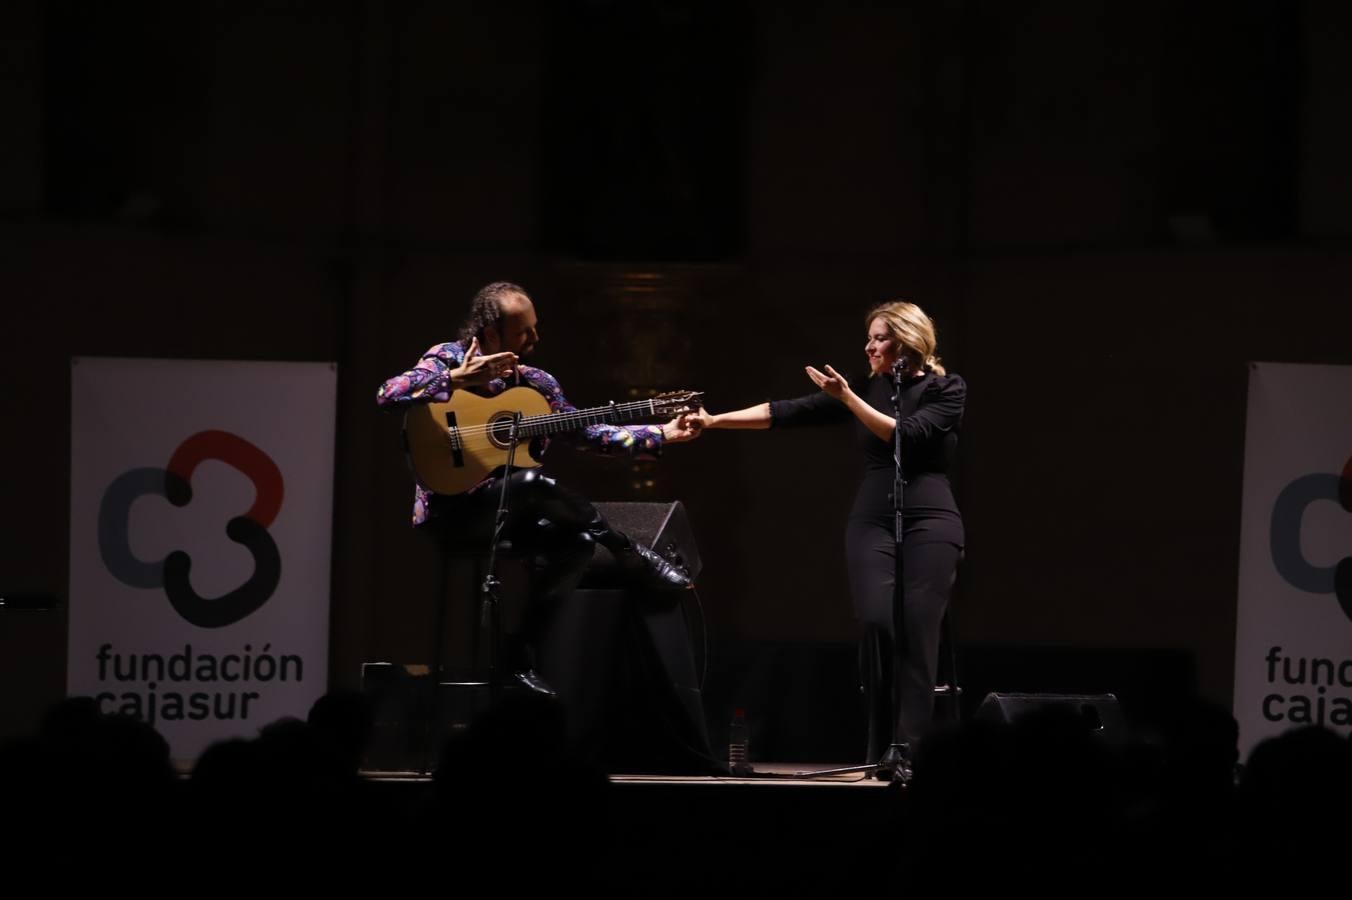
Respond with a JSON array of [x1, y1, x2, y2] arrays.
[[974, 692, 1127, 743], [582, 500, 702, 587]]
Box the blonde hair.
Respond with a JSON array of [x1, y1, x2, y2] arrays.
[[865, 301, 946, 376]]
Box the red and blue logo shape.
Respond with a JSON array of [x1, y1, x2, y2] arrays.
[[1271, 453, 1352, 623], [98, 431, 284, 628]]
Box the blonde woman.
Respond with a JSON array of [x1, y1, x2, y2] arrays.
[[692, 301, 965, 770]]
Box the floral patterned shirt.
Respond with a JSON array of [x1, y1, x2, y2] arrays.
[[377, 340, 664, 525]]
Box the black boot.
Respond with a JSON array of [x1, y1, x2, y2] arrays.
[[615, 541, 694, 591], [512, 669, 557, 696], [874, 743, 913, 784], [503, 633, 557, 697], [585, 515, 693, 592]]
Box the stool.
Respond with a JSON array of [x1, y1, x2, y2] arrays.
[[933, 550, 966, 722], [420, 529, 530, 772], [932, 609, 963, 723], [429, 531, 532, 697], [856, 555, 966, 736]]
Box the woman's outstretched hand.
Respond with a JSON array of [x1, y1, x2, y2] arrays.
[[806, 364, 851, 400]]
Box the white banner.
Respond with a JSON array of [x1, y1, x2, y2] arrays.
[[1234, 362, 1352, 757], [68, 357, 336, 764]]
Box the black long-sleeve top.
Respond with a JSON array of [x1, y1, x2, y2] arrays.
[[768, 371, 965, 533]]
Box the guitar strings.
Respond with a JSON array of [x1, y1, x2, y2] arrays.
[[443, 398, 658, 433], [443, 398, 695, 440], [447, 404, 655, 439]]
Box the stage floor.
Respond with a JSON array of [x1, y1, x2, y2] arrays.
[[360, 760, 894, 787]]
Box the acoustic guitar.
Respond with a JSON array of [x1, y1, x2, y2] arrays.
[[403, 386, 704, 495]]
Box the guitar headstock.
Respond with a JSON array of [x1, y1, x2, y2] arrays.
[[651, 390, 705, 416]]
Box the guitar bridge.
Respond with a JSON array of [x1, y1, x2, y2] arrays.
[[443, 411, 465, 468]]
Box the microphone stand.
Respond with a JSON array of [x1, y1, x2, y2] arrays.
[[422, 410, 524, 773], [874, 357, 912, 779], [796, 359, 912, 782], [481, 411, 525, 703]]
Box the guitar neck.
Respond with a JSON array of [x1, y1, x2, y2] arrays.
[[515, 398, 663, 438]]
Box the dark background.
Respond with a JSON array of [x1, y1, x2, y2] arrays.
[[4, 0, 1351, 758]]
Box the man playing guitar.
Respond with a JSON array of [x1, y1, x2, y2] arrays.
[[376, 281, 701, 696]]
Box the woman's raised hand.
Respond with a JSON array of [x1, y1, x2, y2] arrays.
[[805, 364, 850, 399]]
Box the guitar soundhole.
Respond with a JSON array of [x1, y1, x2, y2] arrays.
[[486, 413, 519, 450]]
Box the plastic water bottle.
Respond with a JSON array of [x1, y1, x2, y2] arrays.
[[728, 708, 751, 775]]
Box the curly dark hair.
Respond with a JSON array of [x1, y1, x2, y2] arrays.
[[456, 281, 529, 344]]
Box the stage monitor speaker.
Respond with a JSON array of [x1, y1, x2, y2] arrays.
[[974, 692, 1127, 743], [582, 500, 702, 587], [537, 586, 718, 776], [359, 663, 490, 772]]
